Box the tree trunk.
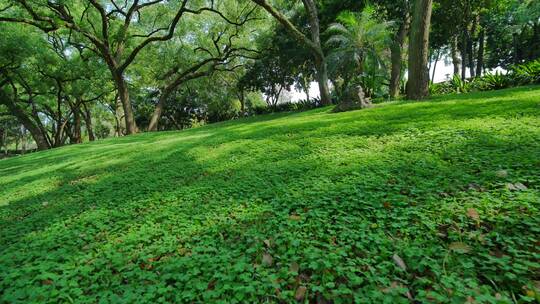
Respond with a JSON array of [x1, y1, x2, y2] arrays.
[[467, 33, 475, 78], [114, 95, 126, 136], [461, 33, 468, 80], [82, 103, 95, 141], [113, 73, 137, 135], [390, 13, 411, 99], [239, 89, 246, 113], [513, 33, 520, 65], [0, 93, 50, 150], [21, 126, 26, 154], [407, 0, 433, 100], [148, 91, 169, 132], [72, 106, 82, 144], [476, 29, 485, 77], [250, 0, 331, 105], [451, 36, 461, 77], [431, 50, 441, 83], [314, 56, 332, 105]]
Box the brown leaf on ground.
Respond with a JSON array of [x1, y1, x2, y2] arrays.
[[449, 242, 471, 253], [290, 262, 300, 273], [262, 253, 273, 266], [466, 208, 480, 220], [295, 286, 307, 301], [392, 254, 407, 271]]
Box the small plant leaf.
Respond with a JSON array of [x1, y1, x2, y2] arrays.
[[449, 242, 471, 253]]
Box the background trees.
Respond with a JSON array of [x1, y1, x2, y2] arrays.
[[0, 0, 538, 151]]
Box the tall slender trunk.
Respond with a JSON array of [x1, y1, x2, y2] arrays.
[[72, 106, 82, 144], [0, 128, 4, 154], [407, 0, 433, 100], [390, 13, 411, 99], [513, 33, 520, 65], [467, 34, 475, 78], [461, 33, 468, 80], [451, 36, 461, 77], [476, 29, 485, 77], [21, 126, 27, 154], [431, 50, 441, 83], [82, 103, 95, 141]]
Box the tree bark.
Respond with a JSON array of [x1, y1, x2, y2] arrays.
[[314, 56, 332, 105], [407, 0, 433, 100], [451, 36, 461, 77], [467, 33, 475, 78], [461, 32, 468, 80], [82, 103, 95, 141], [72, 106, 82, 144], [114, 95, 126, 136], [431, 50, 441, 83], [113, 73, 137, 134], [390, 13, 411, 99], [476, 29, 485, 77], [0, 91, 50, 150], [148, 90, 170, 132], [251, 0, 331, 105]]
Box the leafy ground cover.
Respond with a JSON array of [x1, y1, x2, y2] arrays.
[[1, 86, 539, 303]]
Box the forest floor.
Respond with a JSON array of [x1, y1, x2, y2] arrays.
[[1, 86, 539, 303]]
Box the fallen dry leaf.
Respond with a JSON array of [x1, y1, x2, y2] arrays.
[[289, 214, 301, 221], [496, 170, 508, 178], [290, 262, 299, 273], [392, 254, 407, 271], [449, 242, 471, 253], [262, 253, 273, 266], [466, 208, 480, 220], [295, 286, 307, 301]]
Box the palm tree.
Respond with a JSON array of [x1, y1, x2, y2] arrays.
[[326, 8, 392, 98]]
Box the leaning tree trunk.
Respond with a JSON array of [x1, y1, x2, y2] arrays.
[[390, 14, 411, 99], [431, 50, 441, 83], [451, 36, 461, 76], [0, 93, 50, 150], [148, 90, 170, 132], [407, 0, 433, 100]]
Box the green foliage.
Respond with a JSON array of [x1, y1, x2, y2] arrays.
[[512, 59, 540, 84], [430, 60, 540, 96], [326, 7, 392, 99], [1, 87, 539, 303]]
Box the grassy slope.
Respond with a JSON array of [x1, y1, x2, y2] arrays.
[[1, 87, 539, 303]]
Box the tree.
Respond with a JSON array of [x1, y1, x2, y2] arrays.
[[407, 0, 433, 100], [326, 9, 392, 99], [1, 0, 251, 134], [250, 0, 331, 105]]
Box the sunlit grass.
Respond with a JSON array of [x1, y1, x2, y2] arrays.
[[1, 86, 539, 303]]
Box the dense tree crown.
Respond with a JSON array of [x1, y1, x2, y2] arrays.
[[0, 0, 538, 150]]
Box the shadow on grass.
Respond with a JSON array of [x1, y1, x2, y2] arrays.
[[0, 86, 539, 302]]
